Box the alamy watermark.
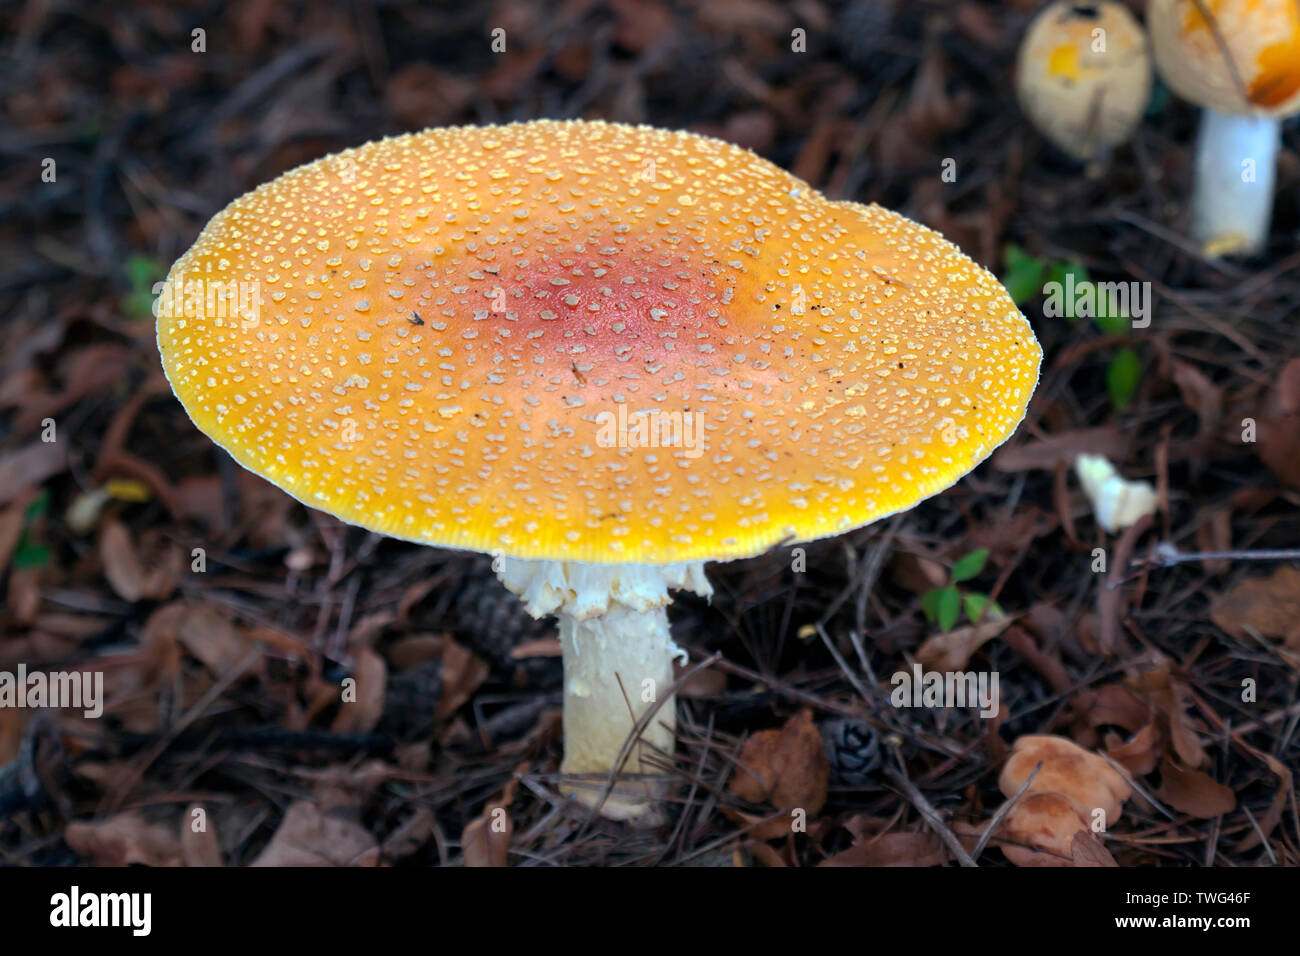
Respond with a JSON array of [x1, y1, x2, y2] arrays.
[[595, 406, 704, 459], [890, 663, 1000, 718], [1042, 273, 1150, 329], [50, 886, 150, 936], [0, 664, 103, 718], [153, 272, 262, 329]]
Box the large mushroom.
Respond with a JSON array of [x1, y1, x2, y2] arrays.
[[1148, 0, 1300, 256], [156, 120, 1041, 824]]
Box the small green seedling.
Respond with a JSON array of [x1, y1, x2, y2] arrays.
[[921, 548, 1002, 632]]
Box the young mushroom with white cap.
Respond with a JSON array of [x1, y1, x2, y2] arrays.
[[157, 120, 1041, 824], [1148, 0, 1300, 256], [1015, 1, 1152, 163]]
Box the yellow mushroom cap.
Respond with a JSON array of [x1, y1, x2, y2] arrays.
[[157, 120, 1041, 565], [1015, 1, 1152, 160], [1149, 0, 1300, 116]]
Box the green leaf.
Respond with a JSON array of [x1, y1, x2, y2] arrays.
[[13, 540, 50, 570], [1107, 347, 1142, 411], [921, 588, 943, 625], [936, 586, 961, 633], [14, 489, 51, 569], [951, 548, 989, 583], [122, 254, 164, 320], [1092, 299, 1130, 335], [1045, 261, 1089, 323], [1001, 244, 1046, 306], [1046, 260, 1089, 288], [962, 592, 1004, 624], [24, 489, 49, 521]]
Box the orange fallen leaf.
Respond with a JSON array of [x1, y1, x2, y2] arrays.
[[727, 709, 828, 840]]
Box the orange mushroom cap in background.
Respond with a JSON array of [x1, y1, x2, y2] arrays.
[[157, 120, 1041, 565], [999, 791, 1097, 867], [1015, 1, 1152, 161], [999, 734, 1132, 822], [1148, 0, 1300, 116]]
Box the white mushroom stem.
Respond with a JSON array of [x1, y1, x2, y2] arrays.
[[496, 557, 711, 824], [1192, 108, 1280, 257]]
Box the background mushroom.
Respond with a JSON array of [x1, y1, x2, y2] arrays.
[[157, 119, 1042, 824], [1015, 1, 1152, 163], [999, 733, 1131, 823], [994, 734, 1132, 865], [1148, 0, 1300, 256]]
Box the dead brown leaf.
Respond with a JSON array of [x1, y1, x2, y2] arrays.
[[0, 442, 65, 505], [462, 778, 518, 867], [178, 605, 257, 679], [1001, 626, 1072, 694], [994, 427, 1129, 472], [1069, 829, 1119, 867], [181, 803, 223, 867], [727, 709, 829, 839], [381, 808, 436, 862], [250, 802, 378, 866], [331, 647, 386, 735], [1209, 566, 1300, 641], [1153, 758, 1236, 819], [98, 519, 147, 602], [1128, 659, 1207, 768], [1169, 359, 1222, 447], [819, 830, 947, 867], [916, 616, 1010, 672], [65, 813, 184, 866], [435, 640, 488, 720], [1104, 723, 1160, 777], [510, 635, 562, 658]]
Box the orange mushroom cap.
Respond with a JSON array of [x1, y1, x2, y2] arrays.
[[999, 791, 1093, 867], [999, 733, 1132, 822], [1149, 0, 1300, 115], [157, 120, 1041, 564]]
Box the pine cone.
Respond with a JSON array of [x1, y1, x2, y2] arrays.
[[822, 718, 881, 787], [451, 558, 553, 670]]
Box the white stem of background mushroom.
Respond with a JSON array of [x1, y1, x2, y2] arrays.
[[496, 557, 710, 824], [1192, 109, 1280, 257]]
